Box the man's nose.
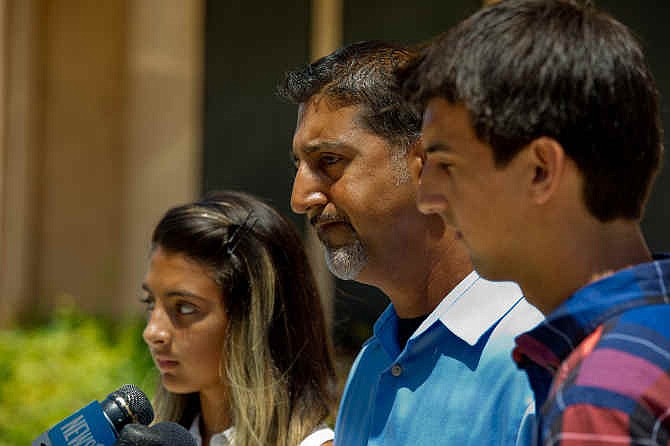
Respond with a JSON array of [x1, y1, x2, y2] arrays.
[[416, 161, 449, 216], [291, 163, 328, 214]]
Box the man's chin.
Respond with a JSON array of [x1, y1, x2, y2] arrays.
[[317, 227, 358, 248], [324, 243, 368, 281]]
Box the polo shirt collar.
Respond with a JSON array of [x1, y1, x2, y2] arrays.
[[415, 270, 525, 346]]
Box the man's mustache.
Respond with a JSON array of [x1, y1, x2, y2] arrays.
[[309, 213, 352, 227]]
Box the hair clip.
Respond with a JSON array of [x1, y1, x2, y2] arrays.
[[225, 211, 258, 256]]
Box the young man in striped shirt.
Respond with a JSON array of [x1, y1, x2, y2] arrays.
[[399, 0, 670, 444]]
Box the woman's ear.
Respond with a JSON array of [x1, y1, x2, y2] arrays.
[[527, 137, 567, 205]]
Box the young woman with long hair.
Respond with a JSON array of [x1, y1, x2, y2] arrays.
[[138, 190, 337, 446]]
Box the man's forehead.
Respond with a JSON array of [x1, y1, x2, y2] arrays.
[[421, 97, 448, 130], [293, 97, 348, 151], [295, 96, 325, 131], [421, 98, 475, 138], [295, 97, 365, 132], [296, 101, 308, 126], [292, 98, 397, 156], [297, 94, 344, 118]]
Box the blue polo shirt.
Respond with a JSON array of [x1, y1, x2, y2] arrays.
[[334, 271, 544, 446]]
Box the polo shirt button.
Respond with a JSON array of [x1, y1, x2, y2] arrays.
[[391, 364, 402, 377]]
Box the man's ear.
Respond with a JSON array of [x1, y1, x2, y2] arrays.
[[407, 136, 425, 184], [527, 137, 567, 205]]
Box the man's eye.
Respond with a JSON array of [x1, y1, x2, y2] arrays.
[[438, 161, 451, 172], [320, 154, 341, 166], [425, 155, 451, 174], [176, 302, 198, 315]]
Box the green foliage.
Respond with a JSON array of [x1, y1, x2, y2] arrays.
[[0, 307, 157, 446]]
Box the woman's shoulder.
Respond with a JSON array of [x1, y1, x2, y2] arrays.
[[298, 425, 334, 446]]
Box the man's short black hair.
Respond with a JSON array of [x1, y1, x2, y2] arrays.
[[277, 40, 421, 151], [399, 0, 663, 222]]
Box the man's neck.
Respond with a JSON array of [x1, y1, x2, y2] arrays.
[[368, 232, 473, 318], [523, 219, 652, 315]]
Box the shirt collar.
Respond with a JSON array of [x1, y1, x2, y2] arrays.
[[189, 414, 234, 446], [514, 256, 670, 371], [415, 270, 525, 346]]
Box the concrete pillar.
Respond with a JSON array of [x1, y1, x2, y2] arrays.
[[311, 0, 343, 61], [36, 0, 127, 315], [0, 0, 5, 228], [0, 0, 43, 325], [0, 0, 203, 325], [117, 0, 203, 316]]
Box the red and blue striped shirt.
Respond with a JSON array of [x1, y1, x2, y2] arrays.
[[513, 256, 670, 445]]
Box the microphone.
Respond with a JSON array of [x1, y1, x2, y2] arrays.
[[151, 422, 197, 446], [32, 384, 154, 446], [116, 422, 198, 446]]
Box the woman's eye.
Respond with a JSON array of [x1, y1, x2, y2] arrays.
[[176, 302, 198, 315], [139, 296, 155, 311]]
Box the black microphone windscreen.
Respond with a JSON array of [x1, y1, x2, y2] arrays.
[[151, 422, 197, 446], [112, 384, 154, 426]]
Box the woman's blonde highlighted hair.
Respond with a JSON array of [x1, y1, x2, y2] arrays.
[[149, 190, 337, 445]]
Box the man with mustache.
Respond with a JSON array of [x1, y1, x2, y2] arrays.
[[277, 40, 543, 446], [399, 0, 670, 444]]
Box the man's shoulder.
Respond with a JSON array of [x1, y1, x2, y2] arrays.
[[491, 295, 544, 340], [614, 301, 670, 336], [471, 277, 543, 325], [437, 274, 544, 347], [343, 332, 389, 382], [584, 303, 670, 376], [505, 296, 544, 323], [542, 304, 670, 444], [558, 302, 670, 390]]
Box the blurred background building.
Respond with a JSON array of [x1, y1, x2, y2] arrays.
[[1, 0, 669, 353]]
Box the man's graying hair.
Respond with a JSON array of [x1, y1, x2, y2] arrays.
[[277, 40, 421, 152]]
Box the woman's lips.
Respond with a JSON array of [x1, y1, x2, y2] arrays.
[[156, 358, 179, 371]]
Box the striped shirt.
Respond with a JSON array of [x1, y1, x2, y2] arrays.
[[513, 256, 670, 446]]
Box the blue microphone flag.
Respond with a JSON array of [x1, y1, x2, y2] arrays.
[[33, 400, 117, 446], [32, 384, 153, 446]]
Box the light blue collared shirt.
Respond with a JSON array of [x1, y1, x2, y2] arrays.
[[334, 271, 544, 446]]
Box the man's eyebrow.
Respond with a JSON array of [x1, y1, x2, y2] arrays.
[[424, 143, 452, 154], [294, 140, 352, 155]]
